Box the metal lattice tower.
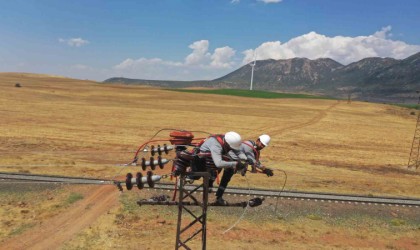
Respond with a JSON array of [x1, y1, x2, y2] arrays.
[[137, 172, 249, 249], [175, 172, 209, 250], [407, 91, 420, 170]]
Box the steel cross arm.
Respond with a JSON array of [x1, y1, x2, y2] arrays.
[[137, 200, 247, 207]]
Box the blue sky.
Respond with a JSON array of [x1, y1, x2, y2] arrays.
[[0, 0, 419, 81]]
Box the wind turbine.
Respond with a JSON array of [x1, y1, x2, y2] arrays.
[[250, 52, 257, 91]]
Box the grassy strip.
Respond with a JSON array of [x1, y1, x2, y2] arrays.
[[64, 192, 84, 206], [9, 223, 36, 236], [393, 103, 420, 110], [167, 88, 333, 100]]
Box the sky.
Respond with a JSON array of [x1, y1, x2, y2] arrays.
[[0, 0, 419, 81]]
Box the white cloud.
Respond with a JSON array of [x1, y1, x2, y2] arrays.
[[373, 25, 392, 39], [210, 46, 236, 68], [258, 0, 283, 4], [68, 27, 419, 81], [230, 0, 240, 4], [59, 38, 89, 47], [242, 26, 420, 65], [113, 40, 237, 80], [114, 57, 182, 70], [184, 40, 211, 65]]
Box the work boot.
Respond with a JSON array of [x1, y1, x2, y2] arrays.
[[215, 197, 228, 206], [240, 167, 247, 176], [185, 176, 194, 184]]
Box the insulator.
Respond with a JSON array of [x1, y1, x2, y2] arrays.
[[136, 158, 170, 169], [173, 158, 188, 169], [143, 145, 174, 155], [150, 145, 155, 156], [126, 173, 133, 190], [150, 157, 156, 170], [177, 150, 195, 161], [173, 154, 190, 171], [136, 172, 144, 189], [158, 156, 164, 169], [141, 157, 147, 171], [157, 144, 162, 155], [128, 174, 161, 186], [147, 171, 154, 188]]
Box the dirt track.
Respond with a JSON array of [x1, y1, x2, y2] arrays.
[[0, 102, 339, 250], [258, 101, 339, 137], [1, 185, 118, 250]]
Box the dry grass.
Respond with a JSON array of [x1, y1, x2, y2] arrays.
[[0, 183, 89, 240], [0, 72, 419, 249], [61, 190, 419, 250], [1, 72, 418, 196]]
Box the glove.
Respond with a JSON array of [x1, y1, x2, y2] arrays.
[[251, 164, 258, 173], [240, 166, 247, 176], [263, 168, 274, 177], [235, 161, 246, 171]]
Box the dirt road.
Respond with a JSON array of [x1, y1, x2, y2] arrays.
[[256, 101, 339, 138], [1, 185, 119, 250]]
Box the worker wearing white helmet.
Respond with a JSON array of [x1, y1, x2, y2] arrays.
[[258, 134, 271, 147], [229, 134, 274, 177], [197, 131, 247, 205], [198, 131, 245, 168]]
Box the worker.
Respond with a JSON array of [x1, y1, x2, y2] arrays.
[[239, 134, 274, 176], [195, 131, 247, 205], [217, 134, 273, 204]]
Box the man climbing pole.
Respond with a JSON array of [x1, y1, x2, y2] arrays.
[[196, 131, 247, 205], [172, 131, 247, 205], [239, 134, 274, 177]]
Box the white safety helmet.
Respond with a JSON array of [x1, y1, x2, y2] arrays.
[[224, 131, 242, 150], [259, 134, 271, 146]]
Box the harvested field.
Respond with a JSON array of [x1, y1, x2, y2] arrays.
[[0, 72, 419, 249]]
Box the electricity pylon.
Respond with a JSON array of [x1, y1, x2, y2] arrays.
[[407, 91, 420, 170]]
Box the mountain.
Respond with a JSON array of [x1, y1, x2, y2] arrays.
[[103, 52, 420, 103], [330, 53, 420, 102], [214, 58, 343, 91]]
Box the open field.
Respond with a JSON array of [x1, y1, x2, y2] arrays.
[[0, 72, 419, 249]]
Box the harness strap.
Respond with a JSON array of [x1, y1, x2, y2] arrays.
[[197, 134, 225, 148], [242, 141, 260, 161]]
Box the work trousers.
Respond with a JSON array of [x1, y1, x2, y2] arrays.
[[215, 167, 234, 198]]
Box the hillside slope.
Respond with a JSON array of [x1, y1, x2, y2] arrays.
[[104, 52, 420, 103]]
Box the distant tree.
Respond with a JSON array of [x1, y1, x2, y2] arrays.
[[15, 83, 22, 88]]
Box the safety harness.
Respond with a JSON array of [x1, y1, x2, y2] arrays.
[[195, 134, 227, 184], [242, 140, 260, 162], [196, 134, 225, 152]]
